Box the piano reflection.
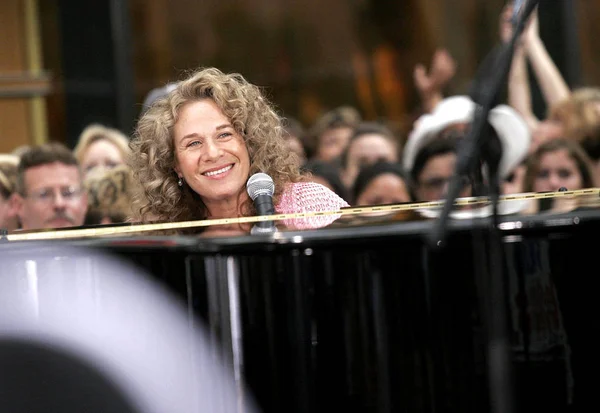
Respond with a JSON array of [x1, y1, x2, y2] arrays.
[[1, 188, 599, 413]]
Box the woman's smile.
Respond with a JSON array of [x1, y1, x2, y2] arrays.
[[202, 163, 234, 178]]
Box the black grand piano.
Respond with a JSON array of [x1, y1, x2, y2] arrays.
[[0, 191, 598, 413]]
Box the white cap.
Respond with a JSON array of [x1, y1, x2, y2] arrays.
[[403, 95, 531, 179]]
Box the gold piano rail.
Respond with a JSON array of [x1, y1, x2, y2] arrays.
[[4, 188, 599, 242]]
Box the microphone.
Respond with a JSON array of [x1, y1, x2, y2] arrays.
[[246, 173, 277, 234]]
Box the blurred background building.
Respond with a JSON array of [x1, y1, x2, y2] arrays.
[[1, 0, 598, 152]]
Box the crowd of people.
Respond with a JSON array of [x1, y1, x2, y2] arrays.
[[0, 3, 598, 235]]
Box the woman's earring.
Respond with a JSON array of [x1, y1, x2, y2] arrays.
[[178, 177, 183, 187]]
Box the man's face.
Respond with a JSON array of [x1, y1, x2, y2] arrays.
[[16, 162, 88, 230], [415, 153, 457, 202], [414, 152, 472, 202]]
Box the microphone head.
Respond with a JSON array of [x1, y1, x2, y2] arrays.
[[246, 173, 275, 200]]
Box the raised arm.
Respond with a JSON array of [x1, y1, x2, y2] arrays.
[[523, 9, 570, 107], [501, 4, 539, 130], [509, 48, 540, 130]]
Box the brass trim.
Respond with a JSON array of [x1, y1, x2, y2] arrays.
[[23, 0, 48, 145]]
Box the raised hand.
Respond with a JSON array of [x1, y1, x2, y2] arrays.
[[413, 49, 457, 97]]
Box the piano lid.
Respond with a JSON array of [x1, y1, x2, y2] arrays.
[[3, 188, 600, 244]]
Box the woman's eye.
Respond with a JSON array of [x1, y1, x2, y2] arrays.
[[218, 132, 232, 139], [537, 169, 549, 179], [558, 169, 572, 179], [187, 141, 201, 147], [365, 197, 382, 205]]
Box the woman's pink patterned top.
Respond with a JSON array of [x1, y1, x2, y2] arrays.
[[275, 182, 349, 230]]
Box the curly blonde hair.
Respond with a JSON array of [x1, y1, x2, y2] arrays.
[[84, 164, 135, 223], [130, 67, 303, 223], [549, 88, 600, 144]]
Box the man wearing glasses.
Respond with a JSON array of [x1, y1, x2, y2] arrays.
[[13, 143, 88, 230]]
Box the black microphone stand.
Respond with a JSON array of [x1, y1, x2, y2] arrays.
[[427, 1, 539, 413]]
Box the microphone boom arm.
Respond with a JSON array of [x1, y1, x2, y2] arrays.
[[428, 0, 540, 248]]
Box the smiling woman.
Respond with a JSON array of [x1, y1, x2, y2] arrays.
[[130, 67, 348, 231], [172, 99, 251, 219]]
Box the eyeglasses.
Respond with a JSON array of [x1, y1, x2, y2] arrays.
[[25, 186, 83, 204], [420, 177, 450, 190], [419, 175, 471, 190]]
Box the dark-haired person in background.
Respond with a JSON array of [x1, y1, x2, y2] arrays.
[[352, 161, 413, 206], [408, 135, 466, 202], [339, 121, 400, 191], [524, 139, 596, 193], [309, 106, 361, 163]]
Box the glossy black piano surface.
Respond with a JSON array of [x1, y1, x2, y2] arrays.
[[1, 193, 599, 413]]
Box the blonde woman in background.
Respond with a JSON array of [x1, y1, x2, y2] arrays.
[[74, 124, 131, 176]]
